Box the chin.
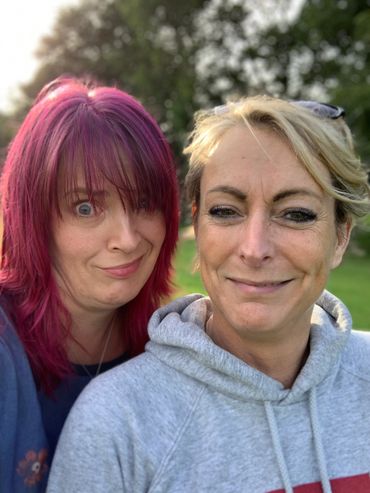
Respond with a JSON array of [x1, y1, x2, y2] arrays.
[[230, 310, 277, 334], [100, 293, 137, 309]]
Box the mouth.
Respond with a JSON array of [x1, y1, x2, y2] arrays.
[[228, 277, 292, 294], [232, 279, 291, 286], [101, 257, 143, 278]]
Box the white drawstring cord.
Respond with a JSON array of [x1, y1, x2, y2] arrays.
[[309, 388, 333, 493], [265, 391, 332, 493], [264, 401, 293, 493]]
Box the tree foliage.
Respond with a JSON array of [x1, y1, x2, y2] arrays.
[[21, 0, 209, 157], [11, 0, 370, 164], [0, 113, 17, 165], [194, 0, 370, 159]]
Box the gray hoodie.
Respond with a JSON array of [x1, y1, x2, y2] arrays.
[[47, 291, 370, 493]]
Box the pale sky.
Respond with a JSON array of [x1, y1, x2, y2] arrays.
[[0, 0, 77, 112]]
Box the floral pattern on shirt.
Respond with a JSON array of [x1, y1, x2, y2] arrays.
[[16, 449, 49, 487]]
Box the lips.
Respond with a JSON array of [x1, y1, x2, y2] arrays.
[[101, 257, 143, 278], [232, 279, 290, 286], [228, 277, 292, 294]]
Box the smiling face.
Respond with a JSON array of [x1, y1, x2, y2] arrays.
[[195, 125, 350, 348], [51, 175, 165, 321]]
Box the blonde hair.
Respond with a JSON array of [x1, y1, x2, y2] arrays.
[[184, 96, 370, 223]]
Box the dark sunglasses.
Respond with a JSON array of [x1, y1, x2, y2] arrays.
[[291, 100, 345, 119], [211, 100, 345, 119]]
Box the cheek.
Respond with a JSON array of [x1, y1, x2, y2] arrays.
[[197, 233, 216, 267], [145, 214, 166, 247], [198, 223, 238, 261], [51, 228, 91, 269], [197, 232, 225, 282], [291, 234, 337, 281]]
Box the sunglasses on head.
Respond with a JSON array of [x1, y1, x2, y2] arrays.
[[291, 100, 345, 119], [211, 100, 345, 120]]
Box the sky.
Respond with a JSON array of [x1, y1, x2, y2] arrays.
[[0, 0, 77, 112]]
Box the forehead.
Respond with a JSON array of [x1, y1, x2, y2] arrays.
[[57, 162, 135, 194], [201, 125, 330, 196]]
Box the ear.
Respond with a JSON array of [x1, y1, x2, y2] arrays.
[[331, 219, 352, 269], [190, 202, 200, 272], [191, 202, 199, 238]]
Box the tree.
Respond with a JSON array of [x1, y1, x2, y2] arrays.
[[193, 0, 305, 102], [17, 0, 370, 162], [21, 0, 209, 154], [193, 0, 370, 159], [291, 0, 370, 160], [292, 0, 370, 159], [0, 112, 17, 166]]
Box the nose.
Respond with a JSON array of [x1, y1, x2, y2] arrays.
[[107, 210, 141, 253], [238, 211, 273, 267]]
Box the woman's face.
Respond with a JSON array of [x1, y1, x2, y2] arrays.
[[51, 172, 165, 319], [195, 125, 350, 345]]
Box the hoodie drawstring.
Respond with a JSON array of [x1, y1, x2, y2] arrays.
[[264, 401, 293, 493], [309, 387, 332, 493], [264, 390, 333, 493]]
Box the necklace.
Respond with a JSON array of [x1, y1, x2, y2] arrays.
[[80, 321, 114, 379]]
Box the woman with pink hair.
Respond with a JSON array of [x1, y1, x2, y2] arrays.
[[0, 77, 179, 492]]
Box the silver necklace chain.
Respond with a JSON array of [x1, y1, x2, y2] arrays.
[[80, 321, 114, 379]]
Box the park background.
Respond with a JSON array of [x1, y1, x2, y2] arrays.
[[0, 0, 369, 328]]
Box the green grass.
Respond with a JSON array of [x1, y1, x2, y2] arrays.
[[173, 237, 370, 331], [327, 254, 370, 329], [173, 238, 205, 296]]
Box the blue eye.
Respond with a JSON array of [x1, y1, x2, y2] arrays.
[[75, 202, 95, 217]]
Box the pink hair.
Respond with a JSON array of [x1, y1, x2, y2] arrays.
[[0, 77, 179, 392]]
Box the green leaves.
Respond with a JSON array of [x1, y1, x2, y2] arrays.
[[5, 0, 370, 166]]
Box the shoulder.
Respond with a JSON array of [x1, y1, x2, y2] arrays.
[[0, 302, 49, 492], [0, 297, 38, 402], [51, 352, 204, 491], [0, 299, 40, 416], [49, 348, 178, 490], [0, 297, 18, 344], [62, 352, 204, 460], [76, 352, 203, 424], [346, 329, 370, 354], [0, 301, 30, 376], [0, 302, 21, 368], [341, 329, 370, 380]]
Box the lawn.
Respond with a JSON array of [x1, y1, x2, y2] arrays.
[[173, 236, 370, 331]]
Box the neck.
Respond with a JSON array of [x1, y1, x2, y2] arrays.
[[206, 317, 311, 388], [240, 340, 310, 388], [65, 305, 125, 365]]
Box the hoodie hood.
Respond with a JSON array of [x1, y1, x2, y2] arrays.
[[147, 290, 352, 404]]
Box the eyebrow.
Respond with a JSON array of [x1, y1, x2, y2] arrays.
[[207, 186, 322, 202], [64, 188, 107, 198], [272, 189, 322, 202], [207, 186, 246, 201]]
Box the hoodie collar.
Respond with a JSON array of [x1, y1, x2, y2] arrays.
[[147, 291, 351, 404]]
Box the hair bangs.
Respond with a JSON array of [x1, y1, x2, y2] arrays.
[[56, 111, 168, 214]]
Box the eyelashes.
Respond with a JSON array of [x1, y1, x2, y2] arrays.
[[208, 206, 318, 224], [71, 197, 156, 220], [282, 208, 318, 223], [208, 206, 239, 219]]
